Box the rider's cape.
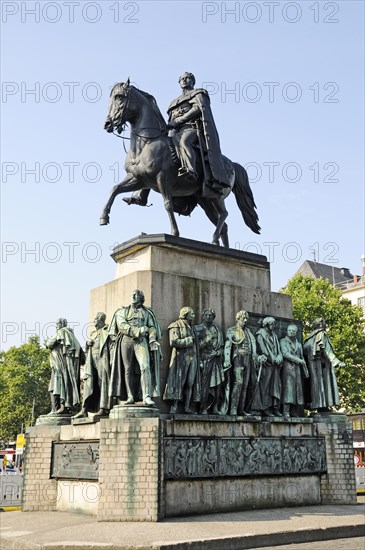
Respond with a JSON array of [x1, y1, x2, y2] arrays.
[[167, 88, 231, 188]]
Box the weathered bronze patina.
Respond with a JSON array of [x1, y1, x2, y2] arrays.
[[108, 290, 161, 406], [100, 75, 260, 246]]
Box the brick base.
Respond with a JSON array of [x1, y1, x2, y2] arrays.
[[314, 414, 357, 504], [22, 425, 60, 512], [97, 410, 162, 521]]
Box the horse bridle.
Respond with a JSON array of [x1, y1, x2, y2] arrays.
[[118, 83, 131, 127], [113, 126, 167, 141], [112, 83, 168, 143], [110, 82, 131, 138]]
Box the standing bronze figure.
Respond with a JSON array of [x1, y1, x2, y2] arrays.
[[108, 290, 161, 406], [46, 318, 85, 415], [100, 74, 260, 246], [256, 317, 283, 417], [303, 318, 345, 412], [280, 324, 309, 417], [195, 308, 225, 415], [224, 310, 266, 416], [163, 307, 200, 414], [73, 312, 115, 419]]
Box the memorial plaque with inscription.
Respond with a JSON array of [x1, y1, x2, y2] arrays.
[[164, 437, 326, 480], [51, 441, 99, 480]]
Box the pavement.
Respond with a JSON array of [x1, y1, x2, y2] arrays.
[[0, 501, 364, 550]]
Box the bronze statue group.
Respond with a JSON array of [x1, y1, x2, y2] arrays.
[[45, 290, 344, 420]]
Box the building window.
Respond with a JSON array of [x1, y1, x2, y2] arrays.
[[358, 296, 365, 310]]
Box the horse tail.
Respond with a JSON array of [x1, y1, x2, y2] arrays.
[[232, 162, 261, 234]]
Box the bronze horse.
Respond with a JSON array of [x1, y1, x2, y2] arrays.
[[100, 81, 260, 246]]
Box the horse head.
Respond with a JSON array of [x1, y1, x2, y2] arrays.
[[104, 79, 131, 134]]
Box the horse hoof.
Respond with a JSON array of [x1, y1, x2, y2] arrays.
[[100, 216, 109, 226]]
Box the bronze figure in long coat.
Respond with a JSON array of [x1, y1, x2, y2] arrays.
[[167, 72, 231, 192], [303, 318, 344, 411], [195, 308, 225, 415], [224, 310, 266, 416], [46, 318, 85, 414], [280, 324, 309, 417], [74, 312, 115, 418], [109, 290, 161, 406], [163, 307, 200, 414], [255, 317, 283, 417]]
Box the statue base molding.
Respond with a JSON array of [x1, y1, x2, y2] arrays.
[[72, 415, 100, 425], [109, 404, 160, 420], [36, 414, 72, 426], [310, 411, 347, 422]]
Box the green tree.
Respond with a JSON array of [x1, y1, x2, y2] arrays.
[[282, 274, 365, 412], [0, 336, 50, 441]]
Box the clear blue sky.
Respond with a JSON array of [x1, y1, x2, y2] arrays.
[[1, 0, 364, 349]]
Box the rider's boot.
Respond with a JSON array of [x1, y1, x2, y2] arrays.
[[123, 189, 150, 206], [178, 166, 197, 184]]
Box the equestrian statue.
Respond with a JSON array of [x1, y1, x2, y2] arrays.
[[100, 72, 260, 247]]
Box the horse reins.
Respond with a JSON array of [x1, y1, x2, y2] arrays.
[[110, 83, 173, 157]]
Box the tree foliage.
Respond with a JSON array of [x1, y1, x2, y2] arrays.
[[282, 274, 365, 412], [0, 336, 50, 441]]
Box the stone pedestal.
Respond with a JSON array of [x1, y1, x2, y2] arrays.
[[36, 414, 72, 426], [90, 234, 292, 412], [21, 236, 357, 520], [91, 234, 292, 323]]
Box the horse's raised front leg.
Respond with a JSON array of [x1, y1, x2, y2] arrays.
[[100, 174, 141, 225]]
